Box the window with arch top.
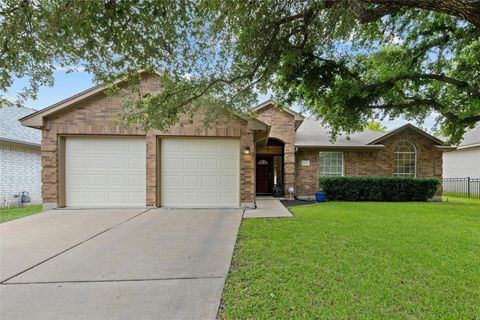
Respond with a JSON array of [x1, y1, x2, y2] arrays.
[[393, 140, 416, 177]]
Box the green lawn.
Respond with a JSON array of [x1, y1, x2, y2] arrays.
[[0, 205, 43, 223], [220, 201, 480, 319], [443, 195, 480, 204], [443, 191, 480, 200]]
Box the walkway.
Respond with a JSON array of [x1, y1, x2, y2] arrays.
[[243, 199, 292, 218]]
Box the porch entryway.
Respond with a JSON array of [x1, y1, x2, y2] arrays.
[[255, 138, 285, 196]]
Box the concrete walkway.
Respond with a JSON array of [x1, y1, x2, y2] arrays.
[[243, 199, 292, 218], [1, 208, 243, 320]]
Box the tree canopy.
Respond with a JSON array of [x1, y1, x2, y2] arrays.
[[1, 0, 479, 143], [366, 122, 387, 132]]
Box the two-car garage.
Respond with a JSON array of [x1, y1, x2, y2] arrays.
[[64, 137, 240, 208]]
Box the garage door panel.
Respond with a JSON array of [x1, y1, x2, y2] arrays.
[[202, 158, 219, 170], [202, 176, 219, 187], [182, 175, 201, 187], [220, 192, 237, 203], [66, 137, 146, 207], [162, 158, 181, 170], [161, 139, 240, 208], [108, 158, 127, 169]]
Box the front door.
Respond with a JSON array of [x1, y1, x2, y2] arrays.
[[256, 156, 273, 194]]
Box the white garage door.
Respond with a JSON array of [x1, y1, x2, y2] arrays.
[[161, 138, 240, 208], [65, 137, 146, 207]]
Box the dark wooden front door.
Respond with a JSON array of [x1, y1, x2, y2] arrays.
[[256, 156, 273, 194]]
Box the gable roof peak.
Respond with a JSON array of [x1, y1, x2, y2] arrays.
[[20, 70, 162, 128], [252, 99, 304, 120], [367, 123, 444, 145]]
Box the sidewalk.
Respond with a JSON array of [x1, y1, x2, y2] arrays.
[[243, 199, 292, 218]]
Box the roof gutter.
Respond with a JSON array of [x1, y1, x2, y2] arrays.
[[0, 138, 41, 148], [455, 143, 480, 150]]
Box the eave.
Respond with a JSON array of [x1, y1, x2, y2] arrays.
[[295, 144, 385, 150]]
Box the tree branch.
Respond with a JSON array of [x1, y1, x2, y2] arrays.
[[363, 0, 480, 28], [372, 98, 480, 125], [348, 0, 401, 23], [365, 73, 480, 96]]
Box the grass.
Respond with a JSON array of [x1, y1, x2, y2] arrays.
[[443, 191, 480, 200], [443, 194, 480, 203], [220, 201, 480, 319], [0, 204, 43, 223]]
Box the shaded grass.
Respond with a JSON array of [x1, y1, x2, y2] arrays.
[[220, 202, 480, 319], [443, 195, 480, 204], [0, 205, 43, 223], [443, 192, 480, 200]]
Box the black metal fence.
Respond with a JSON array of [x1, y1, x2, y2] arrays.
[[443, 177, 480, 199]]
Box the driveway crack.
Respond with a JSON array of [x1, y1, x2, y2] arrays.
[[2, 275, 225, 285]]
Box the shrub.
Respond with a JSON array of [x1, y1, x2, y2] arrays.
[[319, 176, 440, 201]]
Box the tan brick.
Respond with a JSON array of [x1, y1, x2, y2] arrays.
[[40, 74, 257, 206], [295, 128, 443, 197]]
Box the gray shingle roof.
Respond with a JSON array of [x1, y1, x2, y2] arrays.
[[459, 125, 480, 147], [0, 106, 41, 146], [295, 118, 385, 147]]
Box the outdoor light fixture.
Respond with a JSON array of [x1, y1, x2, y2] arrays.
[[242, 145, 251, 155], [288, 186, 295, 200]]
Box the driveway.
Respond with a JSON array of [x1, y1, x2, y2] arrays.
[[0, 208, 243, 320]]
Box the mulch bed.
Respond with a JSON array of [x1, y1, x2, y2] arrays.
[[280, 199, 316, 208]]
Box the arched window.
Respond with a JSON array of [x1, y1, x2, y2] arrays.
[[393, 140, 416, 177]]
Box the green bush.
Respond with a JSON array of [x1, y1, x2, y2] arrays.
[[319, 176, 440, 201]]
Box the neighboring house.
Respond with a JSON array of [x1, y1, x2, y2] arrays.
[[20, 72, 449, 210], [1, 106, 42, 205], [443, 125, 480, 178]]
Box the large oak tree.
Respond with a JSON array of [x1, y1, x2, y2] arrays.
[[1, 0, 479, 143]]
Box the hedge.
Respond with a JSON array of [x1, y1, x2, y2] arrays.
[[319, 176, 440, 201]]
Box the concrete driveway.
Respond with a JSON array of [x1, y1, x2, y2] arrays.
[[0, 208, 243, 320]]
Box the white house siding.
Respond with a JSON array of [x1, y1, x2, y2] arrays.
[[443, 147, 480, 178], [0, 142, 42, 203]]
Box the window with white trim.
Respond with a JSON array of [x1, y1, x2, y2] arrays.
[[319, 152, 343, 177], [393, 140, 416, 177]]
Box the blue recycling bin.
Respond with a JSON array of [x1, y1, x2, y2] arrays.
[[315, 192, 327, 202]]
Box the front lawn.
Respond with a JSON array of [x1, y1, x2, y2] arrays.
[[0, 205, 43, 223], [220, 201, 480, 319]]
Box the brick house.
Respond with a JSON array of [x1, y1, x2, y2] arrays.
[[1, 106, 42, 206], [20, 72, 448, 210]]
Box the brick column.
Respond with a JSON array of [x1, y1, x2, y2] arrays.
[[145, 132, 157, 207], [284, 143, 295, 195]]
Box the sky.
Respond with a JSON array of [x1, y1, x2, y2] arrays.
[[6, 70, 438, 131]]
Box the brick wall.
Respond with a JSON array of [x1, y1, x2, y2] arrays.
[[40, 74, 257, 207], [295, 128, 444, 197], [0, 142, 41, 203], [255, 104, 297, 192]]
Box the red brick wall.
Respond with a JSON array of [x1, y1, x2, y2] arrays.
[[295, 128, 444, 197], [40, 74, 256, 207]]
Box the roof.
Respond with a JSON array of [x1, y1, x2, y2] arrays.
[[367, 123, 444, 145], [295, 118, 384, 147], [253, 99, 304, 120], [457, 125, 480, 149], [20, 70, 163, 128], [295, 119, 445, 148], [20, 71, 270, 133], [0, 106, 41, 147]]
